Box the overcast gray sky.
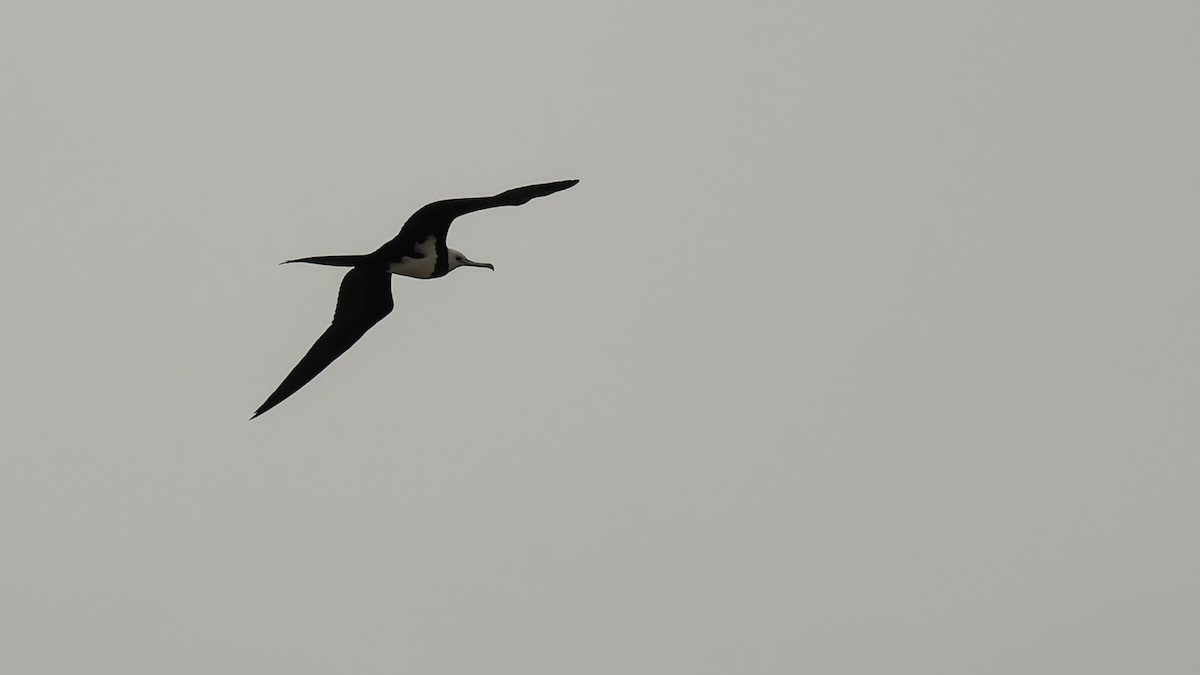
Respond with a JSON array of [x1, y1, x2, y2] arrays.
[[3, 1, 1198, 673]]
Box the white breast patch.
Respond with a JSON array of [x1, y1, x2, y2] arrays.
[[388, 236, 438, 279]]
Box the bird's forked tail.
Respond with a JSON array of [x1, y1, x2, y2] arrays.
[[281, 255, 369, 267]]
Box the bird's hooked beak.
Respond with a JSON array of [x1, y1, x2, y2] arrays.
[[463, 258, 495, 270]]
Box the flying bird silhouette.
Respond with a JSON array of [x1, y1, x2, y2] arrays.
[[252, 179, 579, 419]]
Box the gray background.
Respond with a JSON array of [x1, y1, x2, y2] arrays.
[[3, 1, 1198, 673]]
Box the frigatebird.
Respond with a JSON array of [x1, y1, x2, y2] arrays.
[[252, 179, 578, 419]]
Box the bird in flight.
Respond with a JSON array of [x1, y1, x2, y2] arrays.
[[252, 179, 579, 419]]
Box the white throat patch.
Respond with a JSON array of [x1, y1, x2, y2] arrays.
[[388, 236, 438, 279]]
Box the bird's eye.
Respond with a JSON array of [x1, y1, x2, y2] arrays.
[[456, 256, 463, 262]]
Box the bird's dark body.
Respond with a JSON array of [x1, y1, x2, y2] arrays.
[[251, 179, 578, 419]]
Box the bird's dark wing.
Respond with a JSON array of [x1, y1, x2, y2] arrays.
[[252, 266, 394, 419], [375, 179, 579, 259]]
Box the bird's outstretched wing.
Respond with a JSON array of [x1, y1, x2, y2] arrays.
[[252, 266, 394, 419], [375, 179, 578, 259]]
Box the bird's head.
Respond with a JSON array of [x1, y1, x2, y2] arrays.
[[448, 248, 495, 272]]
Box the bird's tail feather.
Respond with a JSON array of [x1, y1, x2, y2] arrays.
[[281, 255, 369, 267]]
